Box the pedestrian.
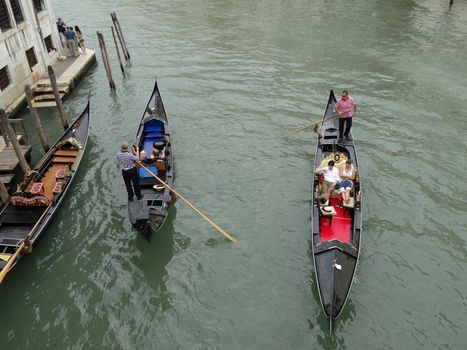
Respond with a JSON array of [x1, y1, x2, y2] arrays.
[[116, 141, 143, 202], [74, 25, 86, 54], [64, 26, 78, 57], [335, 90, 357, 143], [56, 18, 67, 48]]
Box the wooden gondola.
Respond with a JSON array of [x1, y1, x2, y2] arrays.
[[0, 101, 91, 278], [128, 81, 174, 233], [311, 90, 363, 331]]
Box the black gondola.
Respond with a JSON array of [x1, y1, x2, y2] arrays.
[[0, 101, 91, 277], [311, 90, 363, 331], [128, 81, 174, 233]]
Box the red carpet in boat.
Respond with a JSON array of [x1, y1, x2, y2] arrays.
[[320, 198, 352, 244]]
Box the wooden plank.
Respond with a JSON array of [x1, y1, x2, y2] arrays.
[[0, 145, 32, 174], [34, 86, 69, 94], [34, 93, 65, 102], [52, 156, 75, 163], [54, 149, 78, 157], [32, 101, 57, 108], [0, 174, 15, 185]]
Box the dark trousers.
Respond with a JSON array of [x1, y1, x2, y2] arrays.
[[122, 167, 141, 199], [338, 117, 352, 138]]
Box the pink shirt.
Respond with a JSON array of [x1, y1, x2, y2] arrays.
[[336, 96, 356, 118]]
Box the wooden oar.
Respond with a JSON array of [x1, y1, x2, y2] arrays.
[[0, 203, 53, 284], [139, 163, 237, 243], [282, 115, 338, 138]]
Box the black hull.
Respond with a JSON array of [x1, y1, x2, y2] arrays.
[[311, 90, 363, 327], [0, 102, 91, 276], [128, 81, 174, 234]]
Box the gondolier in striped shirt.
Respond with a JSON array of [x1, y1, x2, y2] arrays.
[[117, 141, 143, 201]]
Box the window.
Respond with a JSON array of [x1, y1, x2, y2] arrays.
[[0, 66, 11, 91], [44, 35, 54, 52], [32, 0, 44, 12], [0, 1, 12, 30], [26, 47, 38, 70], [9, 0, 23, 23]]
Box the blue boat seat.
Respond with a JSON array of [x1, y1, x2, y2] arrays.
[[144, 120, 164, 132], [138, 165, 158, 178]]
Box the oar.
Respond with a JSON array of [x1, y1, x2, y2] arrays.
[[0, 202, 53, 284], [282, 115, 338, 138], [138, 163, 237, 243]]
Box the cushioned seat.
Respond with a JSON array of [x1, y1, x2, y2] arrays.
[[138, 165, 158, 178], [144, 120, 164, 132]]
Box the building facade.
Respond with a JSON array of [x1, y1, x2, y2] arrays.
[[0, 0, 61, 113]]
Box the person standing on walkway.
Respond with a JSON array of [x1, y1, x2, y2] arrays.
[[335, 90, 357, 143], [74, 25, 86, 54], [117, 141, 143, 202], [64, 26, 78, 57], [56, 18, 67, 52]]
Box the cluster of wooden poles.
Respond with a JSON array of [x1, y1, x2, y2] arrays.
[[97, 12, 130, 90], [0, 65, 69, 204]]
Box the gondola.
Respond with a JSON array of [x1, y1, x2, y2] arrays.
[[0, 101, 91, 278], [128, 81, 174, 233], [311, 90, 363, 331]]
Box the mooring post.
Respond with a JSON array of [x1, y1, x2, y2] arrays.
[[0, 120, 9, 147], [0, 109, 30, 174], [97, 31, 116, 90], [111, 12, 130, 60], [47, 65, 68, 130], [111, 25, 125, 74], [25, 85, 49, 152], [0, 180, 9, 203]]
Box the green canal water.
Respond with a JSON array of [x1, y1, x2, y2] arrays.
[[1, 0, 467, 348]]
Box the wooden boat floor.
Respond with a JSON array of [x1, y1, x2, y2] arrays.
[[26, 164, 70, 200], [54, 149, 79, 157], [320, 198, 351, 244]]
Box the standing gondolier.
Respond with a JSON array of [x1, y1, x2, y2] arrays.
[[336, 90, 357, 143], [117, 141, 143, 201]]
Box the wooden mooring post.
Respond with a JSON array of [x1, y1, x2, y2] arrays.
[[111, 25, 125, 74], [25, 85, 49, 152], [0, 180, 9, 203], [48, 65, 68, 130], [0, 109, 30, 174], [97, 31, 116, 90], [111, 12, 130, 60]]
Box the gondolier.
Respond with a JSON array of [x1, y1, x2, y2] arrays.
[[117, 141, 143, 201], [335, 90, 357, 143]]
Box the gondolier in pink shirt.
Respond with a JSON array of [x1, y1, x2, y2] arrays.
[[335, 90, 357, 143]]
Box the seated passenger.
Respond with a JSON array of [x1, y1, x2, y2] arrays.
[[335, 159, 356, 204], [148, 147, 166, 162], [314, 160, 341, 204]]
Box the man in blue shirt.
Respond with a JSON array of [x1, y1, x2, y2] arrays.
[[117, 141, 143, 201], [64, 26, 78, 57]]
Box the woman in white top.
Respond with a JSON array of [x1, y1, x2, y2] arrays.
[[335, 160, 356, 204]]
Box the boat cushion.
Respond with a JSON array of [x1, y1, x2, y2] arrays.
[[138, 165, 158, 179], [11, 194, 50, 207]]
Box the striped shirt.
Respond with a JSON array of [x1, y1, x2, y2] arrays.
[[117, 151, 138, 170]]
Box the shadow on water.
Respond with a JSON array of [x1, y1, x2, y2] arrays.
[[133, 205, 179, 313]]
